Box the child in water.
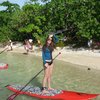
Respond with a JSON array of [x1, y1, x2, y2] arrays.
[[24, 39, 33, 54]]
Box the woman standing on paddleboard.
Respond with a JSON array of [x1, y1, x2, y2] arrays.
[[42, 34, 58, 93]]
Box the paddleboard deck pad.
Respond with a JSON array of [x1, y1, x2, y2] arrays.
[[7, 85, 99, 100], [0, 63, 8, 70]]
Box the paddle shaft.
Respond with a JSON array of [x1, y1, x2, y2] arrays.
[[55, 28, 67, 35], [7, 52, 61, 100], [0, 47, 8, 54], [7, 69, 44, 100]]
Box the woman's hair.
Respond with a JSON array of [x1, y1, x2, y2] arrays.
[[42, 36, 55, 52]]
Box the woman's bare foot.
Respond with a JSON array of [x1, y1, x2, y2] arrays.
[[48, 87, 55, 91], [41, 87, 49, 95], [41, 89, 49, 94]]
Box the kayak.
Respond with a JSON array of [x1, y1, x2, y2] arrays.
[[0, 63, 8, 70], [7, 85, 99, 100]]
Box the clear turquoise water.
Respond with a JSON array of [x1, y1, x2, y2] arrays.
[[0, 52, 100, 100]]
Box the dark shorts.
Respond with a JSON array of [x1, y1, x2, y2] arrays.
[[43, 61, 53, 67], [46, 61, 53, 65]]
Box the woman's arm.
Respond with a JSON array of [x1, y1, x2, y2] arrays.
[[53, 34, 59, 43], [42, 51, 46, 64], [49, 34, 59, 43]]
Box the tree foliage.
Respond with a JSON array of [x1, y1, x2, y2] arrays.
[[0, 0, 100, 46]]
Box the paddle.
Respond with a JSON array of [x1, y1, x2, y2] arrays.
[[55, 28, 67, 35], [7, 52, 61, 100], [0, 47, 8, 54], [50, 28, 67, 35]]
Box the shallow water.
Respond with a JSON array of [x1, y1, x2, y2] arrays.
[[0, 52, 100, 100]]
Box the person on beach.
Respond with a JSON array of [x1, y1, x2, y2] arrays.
[[29, 39, 33, 50], [41, 34, 59, 94], [24, 39, 33, 54], [7, 40, 13, 51], [88, 39, 94, 51], [37, 39, 42, 49]]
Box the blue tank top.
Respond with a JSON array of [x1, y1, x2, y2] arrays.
[[42, 35, 59, 64]]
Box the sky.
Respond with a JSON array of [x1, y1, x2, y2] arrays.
[[0, 0, 30, 10]]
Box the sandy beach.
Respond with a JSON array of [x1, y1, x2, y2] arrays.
[[0, 45, 100, 70]]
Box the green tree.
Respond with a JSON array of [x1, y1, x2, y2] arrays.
[[0, 1, 20, 42]]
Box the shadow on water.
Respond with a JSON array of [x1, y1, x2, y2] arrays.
[[23, 52, 28, 55], [30, 77, 42, 87]]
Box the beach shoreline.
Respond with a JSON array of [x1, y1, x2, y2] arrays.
[[0, 45, 100, 70]]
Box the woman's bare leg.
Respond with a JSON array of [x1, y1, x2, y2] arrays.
[[47, 64, 54, 90], [42, 66, 49, 87], [42, 65, 50, 94]]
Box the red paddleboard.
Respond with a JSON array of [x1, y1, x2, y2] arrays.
[[7, 85, 99, 100], [0, 63, 8, 70]]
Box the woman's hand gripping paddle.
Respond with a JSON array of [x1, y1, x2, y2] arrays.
[[7, 52, 61, 100]]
